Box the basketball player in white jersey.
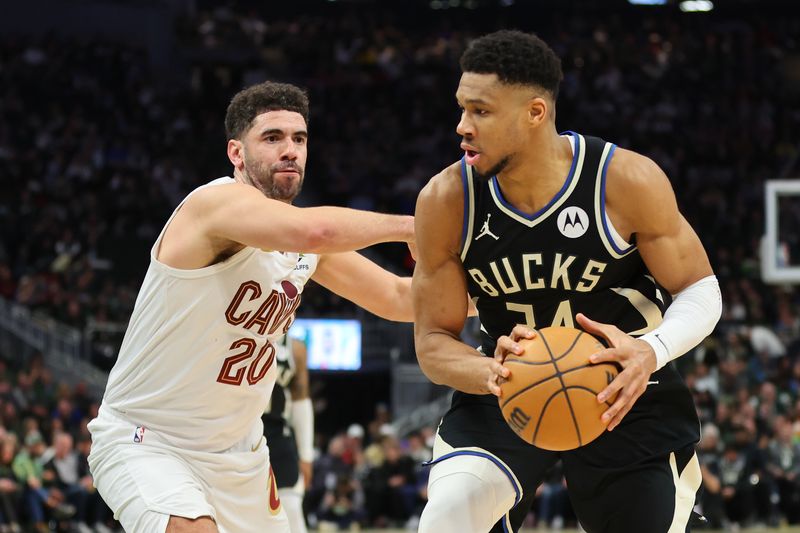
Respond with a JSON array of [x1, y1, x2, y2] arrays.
[[87, 81, 418, 533]]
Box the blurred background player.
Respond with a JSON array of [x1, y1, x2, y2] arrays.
[[262, 335, 314, 533]]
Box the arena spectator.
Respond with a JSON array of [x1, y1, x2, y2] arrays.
[[12, 431, 74, 532]]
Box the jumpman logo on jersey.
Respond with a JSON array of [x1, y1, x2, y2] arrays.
[[475, 213, 500, 241]]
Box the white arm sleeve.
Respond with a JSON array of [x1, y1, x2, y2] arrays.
[[290, 398, 314, 462], [639, 275, 722, 371]]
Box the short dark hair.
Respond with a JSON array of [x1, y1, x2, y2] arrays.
[[224, 81, 310, 140], [460, 30, 563, 100]]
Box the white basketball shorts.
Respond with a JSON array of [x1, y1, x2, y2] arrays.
[[87, 407, 289, 533]]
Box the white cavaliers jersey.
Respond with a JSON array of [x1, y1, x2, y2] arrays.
[[100, 177, 318, 452]]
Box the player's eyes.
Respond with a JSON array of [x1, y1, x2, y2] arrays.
[[266, 136, 279, 143], [459, 107, 488, 116]]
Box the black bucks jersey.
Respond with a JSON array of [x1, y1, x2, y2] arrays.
[[459, 132, 700, 460], [262, 335, 303, 488], [263, 335, 297, 436]]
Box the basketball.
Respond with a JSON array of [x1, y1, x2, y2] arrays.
[[499, 326, 620, 451]]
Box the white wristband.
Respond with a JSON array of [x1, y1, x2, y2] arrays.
[[290, 398, 314, 462], [639, 275, 722, 371]]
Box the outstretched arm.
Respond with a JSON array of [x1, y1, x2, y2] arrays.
[[312, 251, 414, 322], [413, 166, 508, 395], [158, 182, 414, 270], [312, 248, 477, 323], [195, 183, 414, 254]]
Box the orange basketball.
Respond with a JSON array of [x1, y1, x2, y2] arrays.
[[499, 326, 619, 451]]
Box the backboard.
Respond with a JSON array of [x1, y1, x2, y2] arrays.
[[762, 179, 800, 284]]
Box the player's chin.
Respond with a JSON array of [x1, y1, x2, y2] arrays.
[[471, 160, 495, 182], [273, 185, 301, 202]]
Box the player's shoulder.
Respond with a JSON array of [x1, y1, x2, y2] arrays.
[[418, 161, 464, 206], [181, 180, 265, 223], [605, 146, 678, 231], [606, 147, 669, 192], [186, 179, 255, 206], [416, 162, 466, 255]]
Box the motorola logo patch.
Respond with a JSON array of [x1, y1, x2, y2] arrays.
[[557, 206, 589, 238]]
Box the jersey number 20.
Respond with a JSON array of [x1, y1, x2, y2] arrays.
[[217, 338, 276, 386]]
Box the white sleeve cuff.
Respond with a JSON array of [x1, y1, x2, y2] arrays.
[[639, 275, 722, 371], [290, 398, 314, 462]]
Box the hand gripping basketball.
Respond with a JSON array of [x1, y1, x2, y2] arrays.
[[490, 325, 538, 397], [576, 313, 658, 431], [497, 325, 621, 451]]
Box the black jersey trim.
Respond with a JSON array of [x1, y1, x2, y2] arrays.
[[488, 132, 582, 228], [460, 157, 469, 249], [599, 144, 636, 256], [459, 156, 475, 258], [491, 131, 579, 220]]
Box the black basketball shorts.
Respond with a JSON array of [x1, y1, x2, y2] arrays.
[[264, 428, 300, 489], [430, 392, 701, 533]]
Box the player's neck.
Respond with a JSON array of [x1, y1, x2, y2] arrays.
[[233, 167, 247, 185], [495, 129, 573, 215]]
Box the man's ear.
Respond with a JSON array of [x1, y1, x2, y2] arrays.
[[227, 139, 244, 169], [527, 96, 548, 127]]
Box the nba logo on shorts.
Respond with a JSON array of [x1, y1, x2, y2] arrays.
[[133, 426, 146, 443]]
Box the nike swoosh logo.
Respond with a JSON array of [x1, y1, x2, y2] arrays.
[[251, 438, 263, 452], [654, 333, 669, 351], [268, 466, 282, 514]]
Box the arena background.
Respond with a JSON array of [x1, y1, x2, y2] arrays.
[[1, 0, 800, 531]]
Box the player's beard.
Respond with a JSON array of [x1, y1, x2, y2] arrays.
[[243, 157, 304, 202], [472, 154, 512, 182]]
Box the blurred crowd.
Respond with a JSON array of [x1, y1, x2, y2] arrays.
[[1, 1, 800, 530], [0, 352, 109, 532]]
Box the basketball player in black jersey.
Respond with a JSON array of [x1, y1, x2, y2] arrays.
[[413, 30, 722, 533], [262, 335, 312, 533]]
